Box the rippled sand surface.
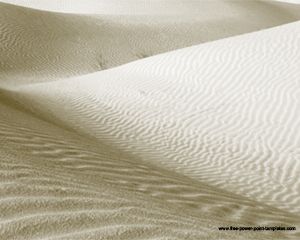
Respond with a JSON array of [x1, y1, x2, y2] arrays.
[[1, 1, 300, 239]]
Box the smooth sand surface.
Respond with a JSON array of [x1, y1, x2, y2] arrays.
[[1, 0, 300, 14], [1, 1, 300, 239]]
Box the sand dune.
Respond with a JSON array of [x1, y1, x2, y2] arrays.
[[1, 1, 300, 83], [4, 20, 300, 239], [1, 89, 293, 239], [10, 19, 300, 211], [1, 1, 300, 240]]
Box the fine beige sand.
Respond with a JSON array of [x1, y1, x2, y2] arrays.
[[1, 1, 300, 240], [1, 1, 300, 83]]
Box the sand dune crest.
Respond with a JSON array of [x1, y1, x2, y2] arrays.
[[1, 1, 300, 239]]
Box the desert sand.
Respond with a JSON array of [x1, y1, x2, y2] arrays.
[[1, 0, 300, 239], [2, 0, 300, 83]]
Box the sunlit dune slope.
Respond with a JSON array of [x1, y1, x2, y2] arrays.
[[11, 20, 300, 220], [1, 0, 300, 15], [1, 1, 300, 240], [2, 89, 294, 240], [1, 79, 299, 239]]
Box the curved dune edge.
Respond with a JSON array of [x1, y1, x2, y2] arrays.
[[1, 20, 300, 239], [1, 0, 300, 14], [1, 91, 293, 240], [1, 1, 300, 84], [12, 20, 300, 212], [1, 1, 300, 240]]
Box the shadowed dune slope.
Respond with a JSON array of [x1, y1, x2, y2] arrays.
[[2, 90, 297, 240], [9, 21, 300, 223], [1, 1, 300, 240], [1, 81, 299, 240], [1, 1, 300, 83]]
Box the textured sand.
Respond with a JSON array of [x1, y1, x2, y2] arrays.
[[1, 1, 300, 83], [1, 1, 300, 240]]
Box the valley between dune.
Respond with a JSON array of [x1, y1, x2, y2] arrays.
[[1, 1, 300, 239]]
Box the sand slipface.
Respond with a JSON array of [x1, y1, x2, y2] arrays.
[[1, 1, 300, 240]]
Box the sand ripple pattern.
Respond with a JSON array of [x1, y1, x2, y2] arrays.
[[2, 1, 300, 240], [16, 21, 300, 218], [1, 1, 300, 83], [0, 97, 281, 240]]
